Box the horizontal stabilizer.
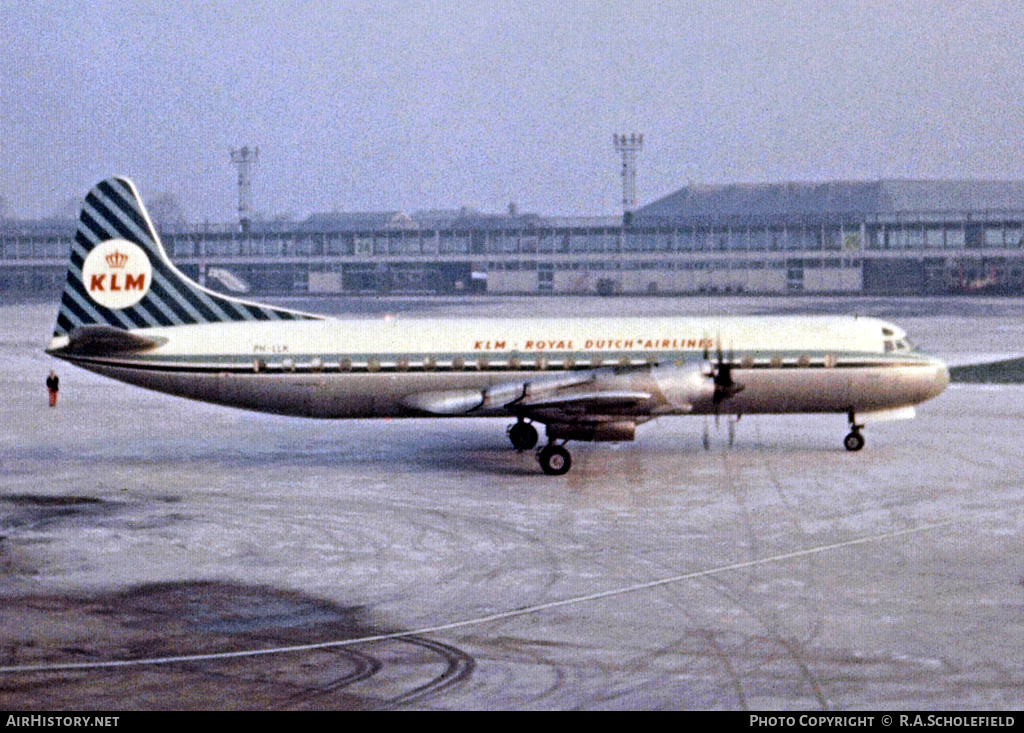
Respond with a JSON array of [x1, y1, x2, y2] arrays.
[[47, 325, 165, 357]]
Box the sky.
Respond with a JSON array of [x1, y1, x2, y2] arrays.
[[3, 1, 1024, 222]]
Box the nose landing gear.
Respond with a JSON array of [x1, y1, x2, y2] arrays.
[[844, 411, 865, 452], [844, 430, 865, 452]]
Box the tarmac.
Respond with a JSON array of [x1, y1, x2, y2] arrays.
[[2, 296, 1023, 710]]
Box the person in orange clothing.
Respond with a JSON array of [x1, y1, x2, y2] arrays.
[[46, 371, 59, 407]]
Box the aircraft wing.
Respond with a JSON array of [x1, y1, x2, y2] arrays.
[[401, 369, 658, 420], [507, 389, 654, 416]]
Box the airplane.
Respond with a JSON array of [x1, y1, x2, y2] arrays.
[[46, 177, 949, 475]]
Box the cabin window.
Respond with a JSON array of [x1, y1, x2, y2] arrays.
[[423, 356, 436, 371], [396, 358, 409, 372], [476, 357, 489, 370], [253, 359, 265, 373], [508, 356, 521, 370], [590, 356, 604, 368], [771, 356, 783, 369], [451, 357, 464, 370], [797, 354, 810, 368], [339, 357, 352, 372], [535, 357, 547, 370], [367, 358, 381, 372], [310, 358, 323, 372], [282, 358, 296, 372], [741, 356, 754, 369], [618, 355, 631, 367], [823, 354, 837, 368]]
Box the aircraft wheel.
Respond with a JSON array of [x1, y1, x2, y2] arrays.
[[538, 445, 572, 476], [508, 421, 539, 451], [844, 430, 865, 452]]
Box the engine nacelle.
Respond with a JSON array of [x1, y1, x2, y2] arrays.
[[547, 421, 636, 442], [651, 361, 716, 411]]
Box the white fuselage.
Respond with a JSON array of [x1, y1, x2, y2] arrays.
[[50, 315, 950, 420]]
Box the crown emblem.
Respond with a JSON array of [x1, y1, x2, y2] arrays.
[[104, 249, 129, 268]]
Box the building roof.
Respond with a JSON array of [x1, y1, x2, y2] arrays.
[[636, 180, 1024, 225], [413, 207, 548, 230], [879, 180, 1024, 212], [301, 211, 419, 232]]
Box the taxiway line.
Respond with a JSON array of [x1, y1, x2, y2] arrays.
[[0, 520, 955, 675]]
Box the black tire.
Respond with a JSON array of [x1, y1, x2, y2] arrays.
[[508, 421, 539, 451], [844, 431, 865, 452], [538, 445, 572, 475]]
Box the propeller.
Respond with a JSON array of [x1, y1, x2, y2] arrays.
[[703, 333, 745, 426]]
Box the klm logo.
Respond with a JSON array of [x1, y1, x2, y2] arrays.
[[81, 239, 153, 309], [89, 272, 147, 292]]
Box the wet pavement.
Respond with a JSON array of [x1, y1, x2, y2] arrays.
[[2, 297, 1023, 710]]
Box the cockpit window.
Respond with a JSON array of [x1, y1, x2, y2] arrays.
[[886, 337, 913, 353]]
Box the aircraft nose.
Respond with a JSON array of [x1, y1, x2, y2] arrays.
[[929, 357, 950, 399]]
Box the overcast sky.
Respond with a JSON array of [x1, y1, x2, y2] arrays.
[[4, 1, 1024, 221]]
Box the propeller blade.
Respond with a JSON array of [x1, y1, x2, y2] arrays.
[[705, 331, 746, 408]]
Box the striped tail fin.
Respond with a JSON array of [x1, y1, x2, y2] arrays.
[[52, 177, 321, 338]]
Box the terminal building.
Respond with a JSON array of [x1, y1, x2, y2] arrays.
[[3, 179, 1024, 297]]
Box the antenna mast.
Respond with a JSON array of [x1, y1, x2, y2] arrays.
[[229, 145, 260, 233], [613, 133, 643, 225]]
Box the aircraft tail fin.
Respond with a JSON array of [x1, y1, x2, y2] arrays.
[[51, 177, 320, 340]]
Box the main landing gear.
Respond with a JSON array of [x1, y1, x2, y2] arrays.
[[507, 419, 539, 451], [537, 443, 572, 476], [844, 411, 865, 452], [507, 420, 572, 475]]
